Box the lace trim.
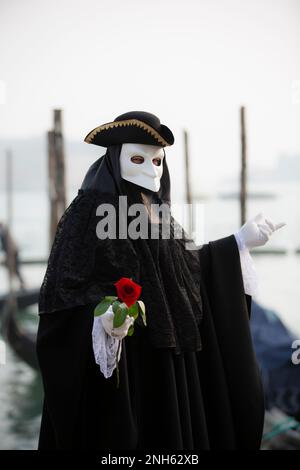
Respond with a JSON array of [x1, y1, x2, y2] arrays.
[[234, 232, 259, 297], [92, 315, 122, 379]]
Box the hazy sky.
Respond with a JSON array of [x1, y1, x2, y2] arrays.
[[1, 0, 300, 192]]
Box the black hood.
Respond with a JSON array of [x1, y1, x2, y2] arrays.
[[80, 144, 171, 205]]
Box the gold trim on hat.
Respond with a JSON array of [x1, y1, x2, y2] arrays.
[[84, 119, 170, 146]]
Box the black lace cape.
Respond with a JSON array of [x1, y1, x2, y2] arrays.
[[38, 188, 203, 354]]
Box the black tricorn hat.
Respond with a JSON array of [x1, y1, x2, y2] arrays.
[[84, 110, 174, 147]]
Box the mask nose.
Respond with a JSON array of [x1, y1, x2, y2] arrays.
[[142, 159, 158, 178]]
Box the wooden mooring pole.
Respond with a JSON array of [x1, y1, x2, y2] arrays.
[[47, 109, 66, 249], [183, 129, 192, 236], [5, 149, 14, 294], [240, 106, 247, 226]]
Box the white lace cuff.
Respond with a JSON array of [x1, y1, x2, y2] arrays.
[[92, 315, 122, 379], [234, 232, 259, 297]]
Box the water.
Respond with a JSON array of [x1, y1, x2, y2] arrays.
[[0, 307, 43, 450], [0, 181, 299, 449]]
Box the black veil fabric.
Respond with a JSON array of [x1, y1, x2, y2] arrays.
[[38, 144, 203, 354]]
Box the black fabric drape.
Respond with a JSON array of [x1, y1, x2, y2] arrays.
[[37, 235, 264, 450]]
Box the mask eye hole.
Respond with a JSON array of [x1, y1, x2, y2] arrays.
[[131, 155, 144, 164], [152, 158, 162, 167]]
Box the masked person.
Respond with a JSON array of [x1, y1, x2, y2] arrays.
[[36, 111, 285, 450]]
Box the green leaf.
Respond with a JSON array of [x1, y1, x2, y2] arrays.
[[127, 303, 139, 320], [127, 325, 134, 336], [112, 300, 121, 315], [94, 296, 116, 317], [137, 300, 147, 326], [104, 295, 118, 303], [113, 302, 128, 328]]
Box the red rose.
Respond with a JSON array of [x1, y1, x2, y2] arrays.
[[114, 277, 142, 308]]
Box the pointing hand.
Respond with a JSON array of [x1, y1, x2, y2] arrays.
[[237, 212, 286, 249]]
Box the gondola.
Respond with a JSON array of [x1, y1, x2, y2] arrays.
[[0, 288, 40, 370]]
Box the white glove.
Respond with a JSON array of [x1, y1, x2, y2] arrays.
[[236, 212, 286, 249], [100, 305, 135, 340]]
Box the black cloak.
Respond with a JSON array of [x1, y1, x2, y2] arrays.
[[36, 145, 264, 450]]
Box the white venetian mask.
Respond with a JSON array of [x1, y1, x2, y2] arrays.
[[119, 143, 164, 192]]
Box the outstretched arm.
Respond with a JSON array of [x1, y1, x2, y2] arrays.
[[234, 212, 286, 296]]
